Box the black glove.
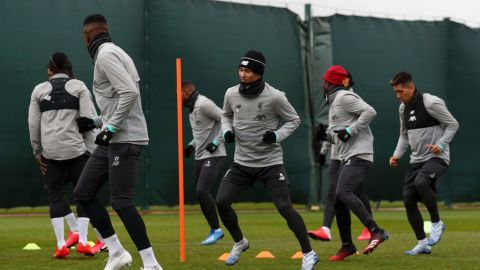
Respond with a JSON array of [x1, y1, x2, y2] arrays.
[[184, 144, 195, 158], [334, 129, 352, 142], [262, 130, 277, 144], [76, 117, 96, 133], [315, 124, 327, 141], [205, 140, 219, 153], [95, 129, 115, 146], [318, 153, 327, 166], [223, 131, 235, 143]]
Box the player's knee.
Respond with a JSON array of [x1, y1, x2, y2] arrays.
[[47, 191, 63, 203], [73, 187, 93, 203], [111, 198, 134, 210], [414, 178, 430, 192], [277, 204, 295, 217], [403, 196, 416, 209], [195, 189, 208, 200], [215, 196, 231, 210], [335, 190, 348, 203]]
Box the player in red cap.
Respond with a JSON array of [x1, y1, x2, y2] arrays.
[[317, 65, 389, 261]]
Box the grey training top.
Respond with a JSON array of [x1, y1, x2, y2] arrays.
[[28, 74, 94, 160], [188, 94, 226, 160], [393, 93, 459, 164], [320, 87, 354, 160], [93, 42, 148, 144], [222, 83, 300, 167], [326, 90, 376, 162]]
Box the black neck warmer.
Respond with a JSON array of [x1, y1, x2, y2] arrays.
[[239, 78, 265, 98], [324, 85, 344, 104], [88, 32, 113, 61], [185, 90, 200, 113]]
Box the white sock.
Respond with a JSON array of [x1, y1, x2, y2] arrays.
[[78, 217, 90, 245], [94, 228, 104, 242], [418, 238, 428, 245], [139, 247, 159, 267], [322, 226, 332, 237], [64, 213, 78, 232], [104, 234, 124, 256], [214, 228, 222, 232], [51, 217, 66, 248]]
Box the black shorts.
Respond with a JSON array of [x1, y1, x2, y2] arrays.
[[74, 143, 142, 209], [403, 157, 448, 200], [222, 162, 289, 190]]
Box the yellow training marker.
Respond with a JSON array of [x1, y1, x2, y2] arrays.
[[23, 243, 41, 250]]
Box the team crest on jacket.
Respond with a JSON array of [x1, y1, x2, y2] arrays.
[[254, 101, 266, 121], [257, 102, 263, 111]]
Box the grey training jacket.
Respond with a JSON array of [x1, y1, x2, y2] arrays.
[[93, 42, 148, 144], [326, 90, 376, 162], [221, 83, 300, 167], [188, 94, 226, 160], [393, 93, 459, 164], [28, 74, 94, 160]]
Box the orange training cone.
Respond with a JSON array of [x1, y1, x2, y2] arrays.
[[291, 251, 303, 259], [218, 253, 230, 261], [256, 251, 275, 258]]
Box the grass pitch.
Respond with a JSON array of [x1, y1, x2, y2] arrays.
[[0, 205, 478, 269]]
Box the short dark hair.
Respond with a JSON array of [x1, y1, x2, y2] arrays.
[[182, 80, 194, 89], [83, 14, 107, 26], [347, 72, 354, 88], [48, 52, 72, 75], [390, 71, 413, 86]]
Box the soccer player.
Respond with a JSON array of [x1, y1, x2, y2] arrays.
[[73, 14, 162, 270], [317, 65, 389, 261], [216, 50, 319, 269], [388, 71, 459, 255], [182, 81, 226, 245], [28, 52, 96, 258], [308, 72, 372, 242]]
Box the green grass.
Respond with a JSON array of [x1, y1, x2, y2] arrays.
[[0, 206, 479, 269]]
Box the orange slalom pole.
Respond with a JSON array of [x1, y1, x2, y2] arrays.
[[176, 58, 185, 263]]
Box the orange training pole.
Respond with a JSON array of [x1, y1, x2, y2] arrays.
[[176, 58, 185, 263]]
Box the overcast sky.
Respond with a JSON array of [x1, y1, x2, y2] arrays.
[[219, 0, 480, 28]]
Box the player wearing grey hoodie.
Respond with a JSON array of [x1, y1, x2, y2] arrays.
[[318, 65, 388, 261], [389, 71, 458, 255], [215, 50, 318, 270], [73, 14, 161, 270]]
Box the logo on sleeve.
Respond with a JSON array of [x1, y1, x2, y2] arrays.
[[112, 156, 120, 166]]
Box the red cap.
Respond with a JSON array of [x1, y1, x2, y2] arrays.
[[323, 65, 349, 86]]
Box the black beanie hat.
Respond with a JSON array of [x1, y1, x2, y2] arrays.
[[239, 50, 266, 76]]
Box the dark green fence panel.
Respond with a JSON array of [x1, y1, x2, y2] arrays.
[[0, 0, 145, 208]]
